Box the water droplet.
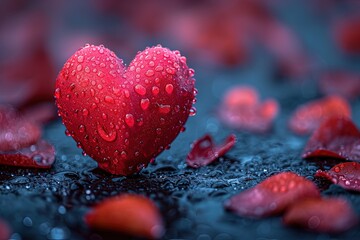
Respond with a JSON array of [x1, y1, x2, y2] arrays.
[[54, 88, 61, 99], [135, 84, 146, 95], [99, 48, 104, 54], [97, 84, 103, 90], [90, 88, 95, 96], [78, 125, 85, 133], [156, 128, 162, 135], [158, 105, 171, 114], [125, 114, 135, 127], [155, 66, 164, 72], [65, 130, 71, 136], [104, 96, 114, 104], [180, 126, 186, 132], [77, 55, 84, 63], [82, 108, 89, 116], [188, 68, 195, 77], [334, 167, 340, 173], [152, 86, 160, 95], [165, 84, 174, 94], [85, 66, 90, 73], [77, 64, 82, 71], [149, 61, 155, 67], [193, 88, 198, 96], [140, 98, 150, 110], [145, 69, 155, 77], [124, 90, 130, 98], [97, 124, 117, 142], [166, 67, 176, 75], [189, 107, 197, 116], [102, 113, 108, 120]]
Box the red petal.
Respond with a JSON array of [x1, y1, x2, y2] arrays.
[[0, 218, 11, 240], [0, 105, 41, 151], [302, 116, 360, 161], [21, 102, 57, 125], [186, 134, 236, 168], [219, 86, 279, 133], [283, 198, 358, 233], [315, 162, 360, 192], [333, 15, 360, 54], [289, 95, 351, 135], [0, 140, 55, 168], [225, 172, 320, 218], [85, 194, 164, 239], [319, 71, 360, 100]]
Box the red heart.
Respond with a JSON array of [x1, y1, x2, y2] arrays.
[[55, 44, 196, 175]]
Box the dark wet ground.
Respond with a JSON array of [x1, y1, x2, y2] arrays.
[[1, 1, 360, 239]]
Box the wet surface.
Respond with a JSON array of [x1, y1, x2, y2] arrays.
[[1, 1, 360, 239], [1, 68, 360, 240]]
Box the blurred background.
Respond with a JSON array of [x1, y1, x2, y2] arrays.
[[0, 0, 359, 111]]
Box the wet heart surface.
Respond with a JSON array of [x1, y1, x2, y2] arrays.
[[55, 44, 196, 175]]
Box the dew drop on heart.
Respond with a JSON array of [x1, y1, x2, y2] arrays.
[[180, 126, 186, 132], [102, 113, 107, 120], [125, 114, 135, 127], [166, 67, 176, 75], [77, 64, 82, 71], [165, 84, 174, 94], [152, 86, 160, 96], [104, 96, 115, 104], [149, 61, 155, 67], [145, 69, 154, 77], [54, 88, 61, 99], [188, 68, 195, 77], [140, 98, 150, 110], [193, 88, 198, 96], [77, 55, 84, 63], [97, 124, 117, 142], [189, 107, 197, 116], [82, 108, 89, 117], [65, 129, 71, 136], [159, 105, 171, 114], [135, 84, 146, 95], [123, 89, 130, 98], [78, 125, 85, 133], [155, 66, 163, 72], [85, 66, 90, 73], [156, 128, 162, 135]]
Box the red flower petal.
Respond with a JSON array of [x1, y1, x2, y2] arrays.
[[224, 172, 320, 218], [85, 194, 164, 239], [0, 218, 11, 240], [0, 140, 55, 168], [219, 86, 279, 133], [319, 71, 360, 100], [289, 95, 351, 135], [186, 134, 236, 168], [283, 198, 358, 233], [315, 162, 360, 192], [333, 15, 360, 54], [21, 102, 57, 125], [302, 116, 360, 161], [0, 105, 41, 151]]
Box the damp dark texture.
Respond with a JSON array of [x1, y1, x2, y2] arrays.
[[1, 0, 360, 240]]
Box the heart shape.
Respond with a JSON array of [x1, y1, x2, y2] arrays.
[[55, 44, 196, 175]]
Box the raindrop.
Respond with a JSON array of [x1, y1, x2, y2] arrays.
[[97, 124, 117, 142], [82, 108, 89, 116], [125, 114, 135, 127], [189, 107, 197, 116], [155, 66, 164, 72], [165, 84, 174, 94], [145, 70, 155, 77], [140, 98, 150, 110], [188, 68, 195, 77], [149, 61, 155, 67], [156, 128, 162, 135], [54, 88, 61, 99], [104, 96, 115, 104], [65, 130, 71, 136], [124, 89, 130, 98], [85, 66, 90, 73], [135, 84, 146, 95], [77, 55, 84, 63], [78, 125, 85, 133], [159, 105, 171, 114], [102, 113, 107, 120], [166, 67, 176, 75], [152, 86, 160, 95], [77, 64, 82, 71]]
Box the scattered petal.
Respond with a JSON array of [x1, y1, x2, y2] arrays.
[[302, 116, 360, 161], [315, 162, 360, 192], [289, 95, 351, 135], [224, 172, 320, 218], [85, 194, 164, 239], [0, 218, 11, 240], [333, 15, 360, 54], [219, 86, 279, 133], [21, 102, 57, 125], [186, 134, 236, 168], [283, 197, 358, 233], [0, 105, 41, 151], [0, 140, 55, 168], [319, 71, 360, 100]]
